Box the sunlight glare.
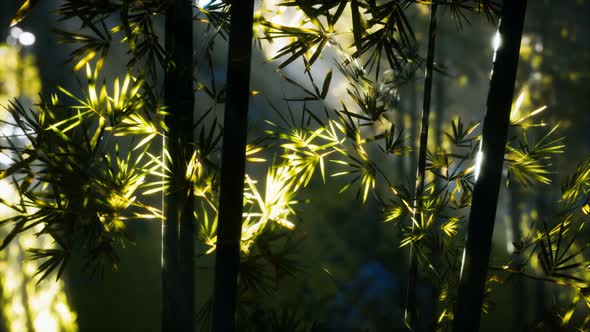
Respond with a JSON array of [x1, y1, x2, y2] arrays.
[[490, 23, 502, 78], [474, 150, 484, 181], [259, 0, 304, 61], [0, 152, 12, 165], [492, 31, 502, 52], [459, 248, 467, 278], [34, 311, 59, 332], [18, 32, 36, 46], [10, 27, 23, 39]]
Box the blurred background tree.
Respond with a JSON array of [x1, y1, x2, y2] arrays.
[[0, 39, 78, 332]]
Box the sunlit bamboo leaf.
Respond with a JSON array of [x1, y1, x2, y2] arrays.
[[11, 0, 42, 27]]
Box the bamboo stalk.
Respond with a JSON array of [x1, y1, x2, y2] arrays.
[[212, 1, 255, 331], [453, 1, 528, 331], [434, 37, 445, 150], [162, 0, 195, 330], [405, 3, 439, 329]]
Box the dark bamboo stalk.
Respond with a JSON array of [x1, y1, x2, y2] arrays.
[[434, 38, 446, 150], [453, 1, 527, 331], [404, 3, 438, 328], [409, 77, 418, 177], [212, 1, 255, 331], [396, 97, 407, 177], [162, 0, 195, 331]]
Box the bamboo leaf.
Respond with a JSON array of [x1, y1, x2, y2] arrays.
[[320, 69, 332, 100], [11, 0, 42, 27]]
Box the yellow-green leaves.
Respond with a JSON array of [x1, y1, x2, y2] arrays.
[[246, 144, 266, 163], [185, 151, 202, 185], [260, 19, 329, 71], [0, 69, 161, 280], [441, 217, 460, 237], [384, 206, 403, 223], [195, 162, 303, 256], [54, 30, 110, 73], [196, 201, 218, 256], [562, 160, 590, 207], [11, 0, 42, 27], [505, 124, 564, 186], [280, 127, 335, 189]]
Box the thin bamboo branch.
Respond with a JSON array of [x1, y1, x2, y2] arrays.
[[405, 3, 439, 329]]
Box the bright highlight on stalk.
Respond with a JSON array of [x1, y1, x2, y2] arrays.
[[474, 150, 484, 181], [474, 138, 484, 181], [459, 248, 467, 278], [490, 25, 502, 78], [492, 30, 502, 52]]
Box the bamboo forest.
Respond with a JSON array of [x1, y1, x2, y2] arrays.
[[1, 0, 590, 331]]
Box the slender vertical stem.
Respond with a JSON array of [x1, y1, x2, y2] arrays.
[[434, 37, 445, 150], [453, 1, 527, 331], [162, 0, 195, 331], [409, 78, 418, 177], [396, 97, 407, 176], [405, 3, 438, 329], [430, 35, 446, 330], [212, 1, 255, 331]]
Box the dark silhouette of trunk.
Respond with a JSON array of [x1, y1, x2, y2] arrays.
[[162, 0, 195, 331], [405, 3, 438, 329], [453, 1, 527, 331], [212, 1, 255, 331]]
